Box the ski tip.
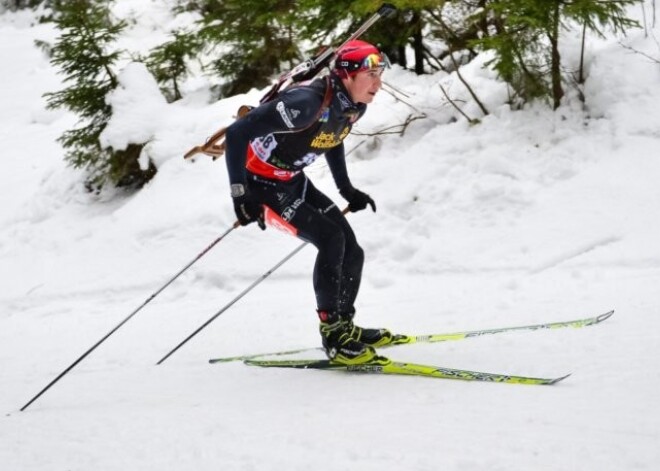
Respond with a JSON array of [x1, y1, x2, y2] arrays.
[[549, 373, 572, 385], [596, 310, 615, 323]]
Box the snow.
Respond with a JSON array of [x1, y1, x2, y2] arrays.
[[1, 2, 659, 470]]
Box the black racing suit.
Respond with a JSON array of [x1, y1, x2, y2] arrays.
[[224, 74, 368, 315]]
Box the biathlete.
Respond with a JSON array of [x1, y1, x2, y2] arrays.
[[224, 40, 393, 365]]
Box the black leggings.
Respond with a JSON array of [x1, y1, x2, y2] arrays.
[[248, 173, 364, 314]]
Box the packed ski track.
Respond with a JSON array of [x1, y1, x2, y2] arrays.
[[1, 2, 659, 470]]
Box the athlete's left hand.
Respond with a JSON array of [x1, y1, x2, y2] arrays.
[[340, 186, 376, 213]]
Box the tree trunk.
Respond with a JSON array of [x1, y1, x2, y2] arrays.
[[398, 45, 407, 69], [549, 1, 564, 109], [412, 11, 424, 75], [578, 22, 587, 84]]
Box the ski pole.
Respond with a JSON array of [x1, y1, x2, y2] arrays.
[[156, 207, 351, 365], [20, 221, 239, 412]]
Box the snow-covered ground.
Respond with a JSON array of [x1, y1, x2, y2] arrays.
[[1, 2, 659, 470]]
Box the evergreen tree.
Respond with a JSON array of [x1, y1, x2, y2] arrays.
[[472, 0, 638, 108], [1, 0, 46, 10], [351, 0, 428, 73], [145, 29, 202, 102], [45, 0, 155, 191], [298, 0, 433, 74], [184, 0, 301, 97], [564, 0, 640, 84]]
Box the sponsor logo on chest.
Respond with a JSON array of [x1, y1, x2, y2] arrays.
[[310, 127, 350, 149]]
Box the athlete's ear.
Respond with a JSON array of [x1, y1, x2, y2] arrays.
[[342, 75, 355, 88]]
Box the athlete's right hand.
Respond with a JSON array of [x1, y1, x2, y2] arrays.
[[232, 189, 265, 230]]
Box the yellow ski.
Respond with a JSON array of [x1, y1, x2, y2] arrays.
[[209, 310, 614, 363], [243, 356, 570, 385]]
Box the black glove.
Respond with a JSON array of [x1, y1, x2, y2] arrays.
[[231, 184, 265, 229], [339, 186, 376, 213]]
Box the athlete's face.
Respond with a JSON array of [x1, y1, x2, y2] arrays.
[[343, 68, 383, 104]]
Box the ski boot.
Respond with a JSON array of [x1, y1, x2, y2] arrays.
[[318, 310, 377, 365], [340, 310, 395, 348]]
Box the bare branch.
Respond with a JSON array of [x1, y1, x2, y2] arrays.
[[448, 51, 490, 116], [618, 40, 660, 64], [439, 83, 478, 124], [352, 113, 427, 137], [381, 81, 428, 117]]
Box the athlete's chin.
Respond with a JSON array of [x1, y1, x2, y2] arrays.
[[359, 93, 376, 104]]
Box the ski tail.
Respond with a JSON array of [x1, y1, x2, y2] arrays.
[[209, 347, 323, 364]]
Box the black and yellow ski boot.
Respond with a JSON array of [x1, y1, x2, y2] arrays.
[[318, 310, 377, 365], [339, 310, 395, 348]]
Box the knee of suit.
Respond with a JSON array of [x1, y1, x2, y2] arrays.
[[346, 242, 364, 266], [319, 226, 346, 255]]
